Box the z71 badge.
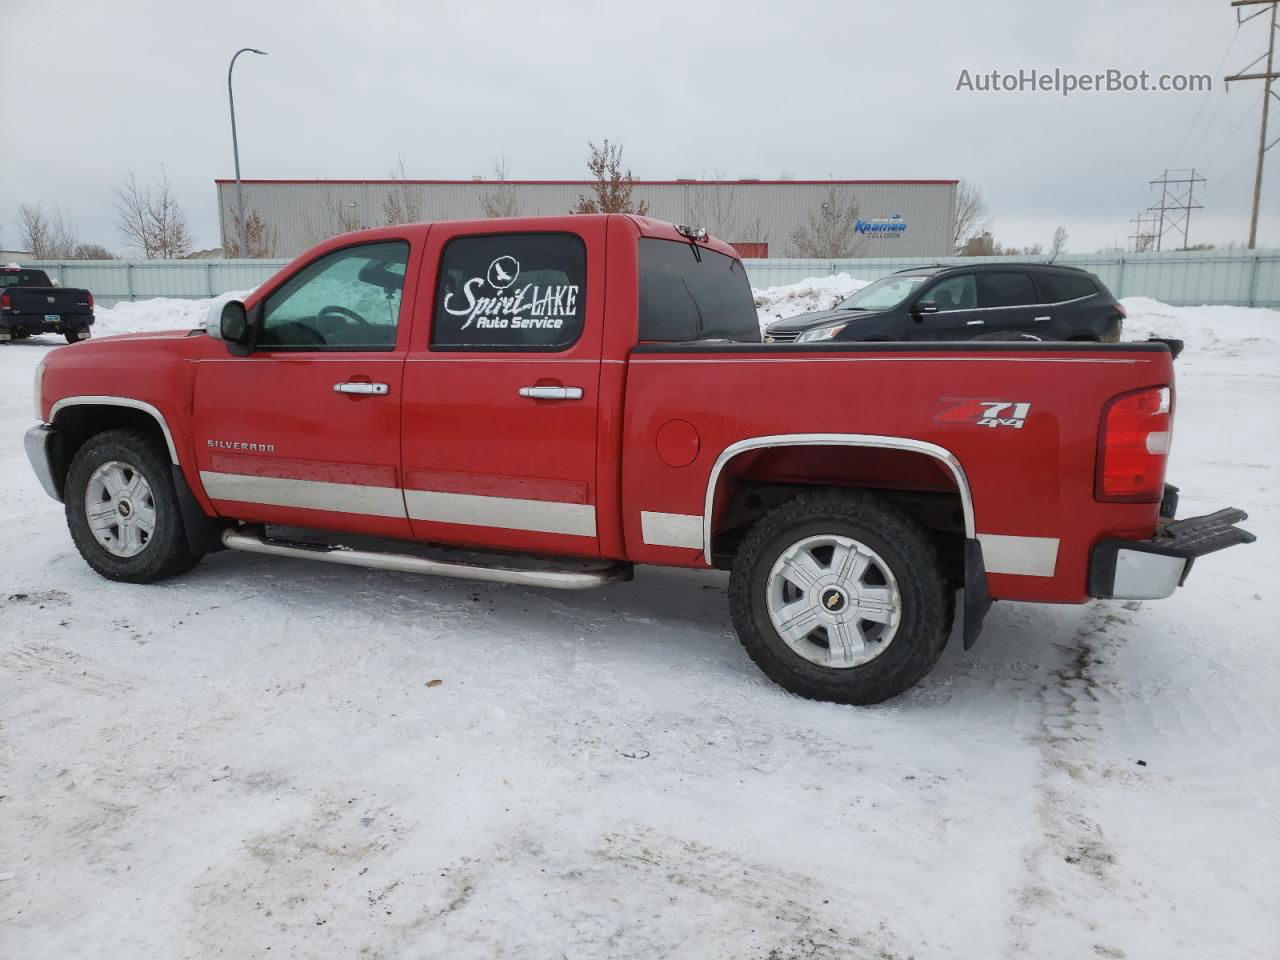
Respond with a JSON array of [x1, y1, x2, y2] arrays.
[[937, 399, 1032, 429]]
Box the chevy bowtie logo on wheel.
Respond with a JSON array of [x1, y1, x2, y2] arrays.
[[487, 256, 519, 290]]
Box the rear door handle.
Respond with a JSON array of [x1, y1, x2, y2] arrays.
[[1033, 315, 1051, 322], [966, 319, 985, 326], [519, 385, 583, 400], [333, 382, 389, 395]]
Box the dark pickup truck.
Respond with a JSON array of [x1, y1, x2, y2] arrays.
[[1, 266, 94, 344]]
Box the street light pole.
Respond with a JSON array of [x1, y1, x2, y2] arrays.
[[227, 47, 267, 257]]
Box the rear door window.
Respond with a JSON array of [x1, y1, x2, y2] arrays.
[[638, 238, 760, 342], [431, 233, 586, 351], [980, 272, 1039, 308], [1038, 272, 1098, 302]]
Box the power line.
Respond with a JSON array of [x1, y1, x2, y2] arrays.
[[1169, 21, 1244, 168]]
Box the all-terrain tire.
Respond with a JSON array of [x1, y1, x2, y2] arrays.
[[729, 490, 950, 705], [64, 429, 201, 583]]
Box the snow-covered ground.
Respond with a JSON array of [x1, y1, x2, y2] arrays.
[[1, 293, 1277, 959]]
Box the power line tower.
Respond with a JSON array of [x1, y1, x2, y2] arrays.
[[1146, 169, 1206, 250], [1129, 210, 1162, 252], [1225, 0, 1279, 248]]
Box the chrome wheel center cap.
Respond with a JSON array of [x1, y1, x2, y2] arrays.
[[117, 500, 132, 518]]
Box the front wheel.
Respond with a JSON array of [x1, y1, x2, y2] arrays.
[[64, 429, 201, 583], [728, 490, 950, 705]]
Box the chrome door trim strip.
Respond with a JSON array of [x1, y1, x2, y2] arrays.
[[200, 471, 408, 518], [702, 434, 975, 565], [50, 396, 181, 464], [405, 489, 597, 537]]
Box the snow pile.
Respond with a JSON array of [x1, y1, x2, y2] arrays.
[[1121, 296, 1280, 366], [752, 273, 868, 326], [93, 291, 255, 337]]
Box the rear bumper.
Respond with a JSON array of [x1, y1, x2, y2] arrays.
[[25, 424, 62, 501], [0, 313, 94, 338], [1088, 505, 1255, 600]]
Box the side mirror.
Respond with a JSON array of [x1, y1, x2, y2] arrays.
[[209, 300, 249, 343], [915, 300, 939, 316]]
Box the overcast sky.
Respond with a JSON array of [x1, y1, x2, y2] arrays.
[[1, 0, 1274, 254]]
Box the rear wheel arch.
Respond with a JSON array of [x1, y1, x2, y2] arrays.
[[704, 435, 976, 565]]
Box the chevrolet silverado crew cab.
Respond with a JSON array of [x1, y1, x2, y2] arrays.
[[1, 265, 95, 343], [24, 216, 1255, 704]]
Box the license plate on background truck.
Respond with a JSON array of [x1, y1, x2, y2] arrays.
[[45, 314, 60, 324]]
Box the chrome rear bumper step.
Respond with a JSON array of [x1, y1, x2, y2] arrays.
[[221, 528, 631, 590]]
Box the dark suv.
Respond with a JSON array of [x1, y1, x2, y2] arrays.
[[763, 263, 1124, 344]]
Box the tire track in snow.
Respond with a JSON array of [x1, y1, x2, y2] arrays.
[[1004, 603, 1127, 960]]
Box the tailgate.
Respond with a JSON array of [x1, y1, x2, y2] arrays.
[[7, 287, 92, 315]]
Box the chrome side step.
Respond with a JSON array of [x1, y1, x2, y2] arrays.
[[221, 529, 631, 590]]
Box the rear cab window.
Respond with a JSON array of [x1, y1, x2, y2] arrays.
[[638, 238, 760, 343], [430, 233, 586, 351], [0, 270, 53, 287]]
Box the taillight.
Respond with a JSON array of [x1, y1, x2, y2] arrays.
[[1096, 386, 1172, 502], [87, 291, 94, 310], [1115, 302, 1127, 319], [1, 292, 10, 310]]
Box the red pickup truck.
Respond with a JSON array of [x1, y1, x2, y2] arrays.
[[24, 215, 1254, 704]]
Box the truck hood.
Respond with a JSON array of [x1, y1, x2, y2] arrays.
[[765, 307, 892, 335]]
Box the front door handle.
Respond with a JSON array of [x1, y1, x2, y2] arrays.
[[966, 319, 985, 326], [519, 385, 583, 400], [333, 382, 389, 395], [1033, 315, 1051, 322]]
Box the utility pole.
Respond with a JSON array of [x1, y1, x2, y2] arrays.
[[1225, 0, 1279, 248], [228, 47, 268, 257], [1146, 169, 1206, 250]]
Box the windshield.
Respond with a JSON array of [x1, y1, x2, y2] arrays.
[[638, 238, 761, 343], [836, 275, 928, 311]]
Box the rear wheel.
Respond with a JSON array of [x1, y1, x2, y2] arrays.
[[64, 429, 200, 583], [64, 331, 81, 344], [728, 490, 950, 704]]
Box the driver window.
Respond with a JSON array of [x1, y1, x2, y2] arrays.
[[259, 241, 409, 351], [924, 274, 977, 312]]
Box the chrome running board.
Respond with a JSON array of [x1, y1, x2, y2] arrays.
[[221, 528, 631, 590]]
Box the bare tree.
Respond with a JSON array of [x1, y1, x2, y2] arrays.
[[788, 186, 862, 258], [572, 140, 648, 215], [1048, 225, 1069, 260], [114, 168, 192, 259], [303, 193, 364, 245], [381, 154, 423, 226], [223, 208, 280, 258], [479, 153, 521, 218], [689, 171, 768, 248], [17, 204, 52, 258], [16, 204, 88, 258], [71, 243, 115, 260], [952, 179, 992, 253]]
